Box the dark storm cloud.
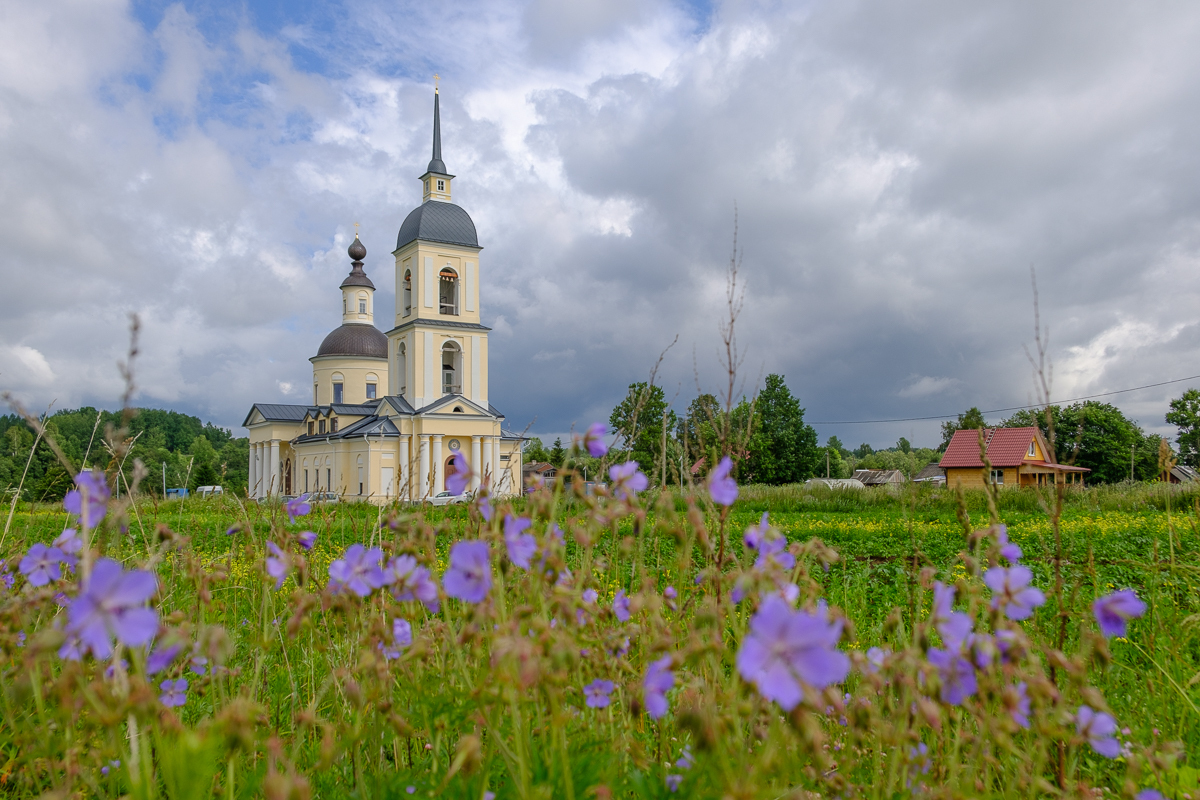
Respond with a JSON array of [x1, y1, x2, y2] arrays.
[[0, 0, 1197, 450]]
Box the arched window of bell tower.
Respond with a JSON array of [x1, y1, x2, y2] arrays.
[[439, 267, 459, 316], [441, 341, 462, 396], [403, 270, 412, 316], [397, 342, 407, 397]]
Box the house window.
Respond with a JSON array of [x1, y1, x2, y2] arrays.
[[331, 418, 339, 433], [319, 419, 326, 434], [308, 421, 314, 435], [333, 382, 343, 404], [366, 383, 377, 400], [1028, 442, 1036, 458], [500, 454, 511, 461], [990, 469, 1005, 485], [437, 179, 445, 191]]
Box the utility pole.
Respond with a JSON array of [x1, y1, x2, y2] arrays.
[[826, 449, 830, 479], [162, 462, 166, 496], [1131, 443, 1135, 482]]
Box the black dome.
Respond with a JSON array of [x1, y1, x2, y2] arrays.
[[348, 237, 367, 261], [316, 324, 388, 359], [396, 201, 479, 250]]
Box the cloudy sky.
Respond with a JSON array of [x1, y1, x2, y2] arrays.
[[2, 0, 1198, 450]]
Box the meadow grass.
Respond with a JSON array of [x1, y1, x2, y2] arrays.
[[1, 478, 1197, 798]]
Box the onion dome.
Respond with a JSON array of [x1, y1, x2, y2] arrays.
[[340, 234, 375, 289], [316, 324, 388, 359]]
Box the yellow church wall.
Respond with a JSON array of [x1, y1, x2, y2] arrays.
[[310, 355, 388, 406], [391, 239, 483, 328]]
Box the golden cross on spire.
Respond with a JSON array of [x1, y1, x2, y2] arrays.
[[354, 222, 360, 238], [434, 73, 439, 93]]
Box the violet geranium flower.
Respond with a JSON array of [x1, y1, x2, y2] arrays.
[[1092, 589, 1147, 638], [927, 648, 978, 706], [1008, 681, 1030, 729], [584, 679, 615, 708], [994, 524, 1022, 563], [503, 515, 537, 569], [931, 582, 973, 651], [19, 543, 66, 587], [159, 678, 188, 707], [744, 512, 769, 550], [613, 589, 631, 622], [285, 494, 311, 523], [443, 541, 491, 604], [608, 461, 648, 500], [266, 542, 289, 589], [382, 618, 414, 660], [708, 456, 738, 507], [328, 544, 386, 598], [386, 555, 440, 613], [735, 595, 850, 711], [64, 470, 109, 529], [643, 656, 675, 719], [581, 422, 609, 458], [61, 558, 158, 661], [297, 531, 317, 551], [53, 528, 82, 557], [1077, 705, 1120, 758], [983, 565, 1046, 621], [146, 642, 182, 675], [446, 453, 471, 496], [755, 535, 795, 571]]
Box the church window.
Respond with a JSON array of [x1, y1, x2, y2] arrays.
[[453, 406, 464, 413], [439, 267, 459, 315], [314, 383, 318, 404], [403, 270, 412, 316], [308, 421, 314, 436], [333, 382, 343, 404], [343, 297, 347, 313], [442, 341, 462, 395], [358, 292, 367, 314], [331, 418, 339, 433], [319, 419, 326, 434], [397, 343, 407, 396], [366, 373, 378, 400], [327, 468, 331, 490], [437, 179, 445, 192]]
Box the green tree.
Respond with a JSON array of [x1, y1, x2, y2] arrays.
[[853, 443, 874, 459], [609, 382, 677, 480], [940, 407, 987, 450], [825, 435, 849, 459], [189, 435, 219, 489], [1166, 389, 1200, 467], [897, 437, 911, 454], [678, 394, 721, 460], [1003, 402, 1161, 483], [523, 437, 551, 464], [743, 374, 819, 484], [549, 437, 566, 467]]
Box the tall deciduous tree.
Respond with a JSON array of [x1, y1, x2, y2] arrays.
[[609, 383, 677, 478], [1166, 389, 1200, 467], [940, 407, 987, 450], [1003, 402, 1162, 483], [744, 374, 819, 484]]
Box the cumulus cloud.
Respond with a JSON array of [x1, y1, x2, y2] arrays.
[[1, 0, 1199, 450]]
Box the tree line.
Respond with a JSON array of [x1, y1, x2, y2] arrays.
[[0, 407, 249, 501]]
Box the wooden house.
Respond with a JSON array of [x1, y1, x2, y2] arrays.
[[939, 427, 1089, 488]]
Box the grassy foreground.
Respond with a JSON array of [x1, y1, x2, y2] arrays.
[[1, 478, 1198, 798]]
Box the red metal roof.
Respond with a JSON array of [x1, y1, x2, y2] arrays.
[[939, 427, 1041, 468]]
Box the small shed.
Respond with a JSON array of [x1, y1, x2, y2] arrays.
[[912, 463, 946, 485], [805, 478, 866, 490], [852, 469, 907, 487], [522, 462, 557, 486], [1164, 465, 1200, 484]]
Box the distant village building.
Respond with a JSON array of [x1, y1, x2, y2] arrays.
[[939, 427, 1088, 488], [851, 469, 907, 488], [1164, 464, 1199, 484], [805, 478, 866, 490], [912, 463, 946, 485], [522, 462, 557, 485], [243, 89, 524, 503]]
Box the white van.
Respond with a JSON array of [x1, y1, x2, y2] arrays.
[[196, 485, 224, 498]]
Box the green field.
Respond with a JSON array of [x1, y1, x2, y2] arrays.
[[1, 480, 1197, 798]]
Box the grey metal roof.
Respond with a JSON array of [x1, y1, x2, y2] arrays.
[[242, 403, 310, 427], [315, 323, 388, 359], [294, 414, 401, 443], [382, 395, 417, 415], [415, 394, 494, 416], [386, 318, 491, 336], [487, 403, 505, 418], [500, 428, 526, 440], [395, 201, 479, 250]]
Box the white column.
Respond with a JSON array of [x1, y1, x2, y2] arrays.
[[269, 439, 280, 496], [470, 436, 482, 491], [432, 435, 444, 495], [418, 435, 430, 500], [399, 435, 411, 501], [248, 443, 258, 499]]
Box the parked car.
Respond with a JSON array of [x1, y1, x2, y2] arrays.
[[425, 491, 472, 506], [309, 492, 340, 504], [196, 485, 224, 498]]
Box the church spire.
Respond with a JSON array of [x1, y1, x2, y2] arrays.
[[427, 83, 447, 175]]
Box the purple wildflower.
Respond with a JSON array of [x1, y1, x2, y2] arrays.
[[755, 535, 795, 571], [984, 565, 1046, 621], [676, 746, 694, 769], [382, 618, 413, 660], [146, 642, 182, 675], [1093, 589, 1147, 638], [931, 582, 973, 651], [328, 544, 386, 597], [297, 531, 317, 551], [61, 558, 158, 660], [477, 493, 494, 523], [101, 759, 120, 777], [583, 588, 598, 604], [613, 589, 631, 622], [865, 646, 888, 673], [285, 494, 311, 522], [190, 650, 208, 675], [266, 542, 288, 589], [1076, 705, 1120, 758], [664, 586, 677, 600], [443, 541, 491, 603], [1008, 682, 1030, 728], [608, 461, 648, 500], [503, 515, 537, 569], [386, 555, 440, 613], [225, 524, 240, 536], [644, 656, 675, 719], [446, 453, 471, 496], [1136, 791, 1165, 800], [927, 648, 977, 706], [581, 422, 609, 458], [665, 775, 683, 792], [744, 512, 769, 549], [584, 679, 615, 708], [53, 528, 82, 556], [735, 595, 850, 711], [19, 543, 65, 587], [159, 678, 188, 707], [708, 456, 738, 506], [64, 470, 109, 529], [995, 524, 1022, 562]]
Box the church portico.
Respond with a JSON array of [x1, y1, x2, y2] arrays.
[[244, 85, 523, 503]]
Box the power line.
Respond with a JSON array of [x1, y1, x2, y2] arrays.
[[809, 374, 1200, 425]]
